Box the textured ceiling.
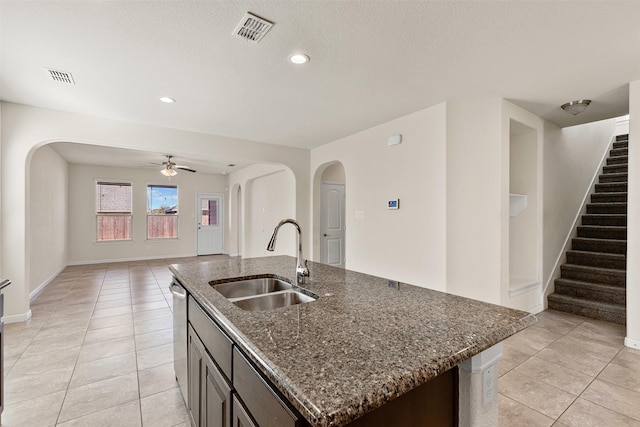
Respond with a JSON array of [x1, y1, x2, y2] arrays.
[[1, 1, 639, 157]]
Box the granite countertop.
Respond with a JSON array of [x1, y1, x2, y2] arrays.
[[170, 255, 536, 427]]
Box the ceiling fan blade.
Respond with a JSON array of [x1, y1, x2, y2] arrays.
[[175, 166, 197, 173]]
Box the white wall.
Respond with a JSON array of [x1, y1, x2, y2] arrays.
[[311, 103, 447, 290], [446, 98, 503, 303], [541, 119, 615, 302], [0, 102, 309, 320], [68, 163, 227, 264], [245, 170, 296, 258], [626, 80, 640, 349], [29, 145, 68, 293]]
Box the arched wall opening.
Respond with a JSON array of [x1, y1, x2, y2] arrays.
[[228, 164, 296, 259]]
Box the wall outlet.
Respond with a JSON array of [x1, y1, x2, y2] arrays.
[[482, 364, 495, 405]]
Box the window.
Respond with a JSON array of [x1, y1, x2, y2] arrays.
[[96, 181, 132, 241], [201, 199, 218, 226], [147, 184, 178, 239]]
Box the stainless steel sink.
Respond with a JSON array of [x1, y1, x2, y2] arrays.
[[212, 277, 292, 299], [210, 276, 317, 311], [232, 291, 316, 311]]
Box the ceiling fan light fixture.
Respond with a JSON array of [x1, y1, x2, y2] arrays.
[[561, 99, 591, 115], [161, 167, 177, 177]]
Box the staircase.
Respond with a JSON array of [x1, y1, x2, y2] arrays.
[[548, 134, 628, 325]]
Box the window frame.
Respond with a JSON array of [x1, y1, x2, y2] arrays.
[[146, 183, 179, 240], [95, 180, 133, 242]]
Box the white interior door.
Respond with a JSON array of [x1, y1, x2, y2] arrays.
[[320, 183, 345, 267], [197, 194, 223, 255]]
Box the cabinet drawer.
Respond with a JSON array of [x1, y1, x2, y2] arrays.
[[233, 347, 303, 427], [188, 296, 233, 380]]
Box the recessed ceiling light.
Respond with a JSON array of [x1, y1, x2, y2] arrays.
[[158, 96, 176, 104], [288, 53, 310, 65]]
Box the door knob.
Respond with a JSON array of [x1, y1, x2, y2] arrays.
[[323, 233, 328, 237]]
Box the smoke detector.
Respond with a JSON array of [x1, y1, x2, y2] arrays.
[[233, 12, 273, 44], [44, 68, 75, 85]]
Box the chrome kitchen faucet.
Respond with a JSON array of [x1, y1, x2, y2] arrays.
[[266, 219, 309, 286]]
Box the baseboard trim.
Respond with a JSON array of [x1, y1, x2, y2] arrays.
[[30, 266, 67, 300], [3, 309, 32, 324], [528, 304, 544, 314], [625, 337, 640, 350], [67, 253, 197, 266]]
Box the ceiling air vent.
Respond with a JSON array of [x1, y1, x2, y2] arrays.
[[44, 68, 75, 85], [233, 12, 273, 44]]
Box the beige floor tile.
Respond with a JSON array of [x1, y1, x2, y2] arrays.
[[581, 379, 640, 421], [94, 298, 133, 310], [4, 366, 74, 404], [9, 346, 80, 376], [56, 400, 142, 427], [135, 328, 173, 351], [0, 390, 66, 427], [134, 315, 173, 335], [83, 323, 135, 345], [139, 362, 178, 397], [557, 398, 640, 427], [536, 310, 585, 326], [536, 345, 609, 377], [140, 387, 190, 427], [578, 319, 626, 338], [133, 300, 169, 313], [133, 307, 172, 323], [597, 363, 640, 394], [500, 341, 533, 377], [132, 293, 166, 304], [552, 334, 622, 363], [77, 336, 136, 364], [498, 393, 554, 427], [69, 351, 138, 388], [503, 326, 562, 356], [92, 305, 133, 319], [611, 347, 640, 374], [97, 292, 132, 302], [137, 343, 173, 371], [88, 313, 134, 330], [500, 369, 577, 419], [512, 356, 594, 395], [20, 335, 84, 358], [31, 325, 87, 343], [528, 315, 578, 336], [58, 372, 139, 422]]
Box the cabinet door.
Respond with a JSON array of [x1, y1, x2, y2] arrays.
[[203, 351, 231, 427], [232, 395, 257, 427], [188, 325, 205, 426]]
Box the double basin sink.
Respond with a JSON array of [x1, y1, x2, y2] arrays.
[[211, 276, 317, 311]]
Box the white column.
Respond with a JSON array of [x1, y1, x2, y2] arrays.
[[458, 342, 503, 427]]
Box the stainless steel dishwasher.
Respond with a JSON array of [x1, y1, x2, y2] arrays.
[[169, 279, 188, 404]]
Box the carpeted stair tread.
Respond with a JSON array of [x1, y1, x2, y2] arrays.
[[591, 192, 627, 203], [554, 278, 626, 305], [613, 141, 628, 150], [576, 225, 626, 240], [547, 294, 625, 325], [586, 202, 627, 214], [606, 155, 628, 165], [595, 182, 628, 193], [603, 164, 628, 174], [609, 147, 628, 157], [598, 172, 627, 183], [566, 250, 626, 270], [572, 237, 627, 255], [581, 214, 627, 227], [560, 263, 626, 287]]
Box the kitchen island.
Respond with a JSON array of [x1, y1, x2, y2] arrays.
[[170, 256, 536, 427]]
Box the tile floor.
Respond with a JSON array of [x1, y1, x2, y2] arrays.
[[2, 257, 640, 426]]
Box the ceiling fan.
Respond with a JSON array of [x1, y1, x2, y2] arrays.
[[158, 155, 197, 177]]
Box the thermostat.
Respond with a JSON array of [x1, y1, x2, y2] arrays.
[[388, 199, 399, 209]]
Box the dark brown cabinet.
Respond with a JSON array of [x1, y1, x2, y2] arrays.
[[232, 395, 257, 427], [188, 324, 232, 427]]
